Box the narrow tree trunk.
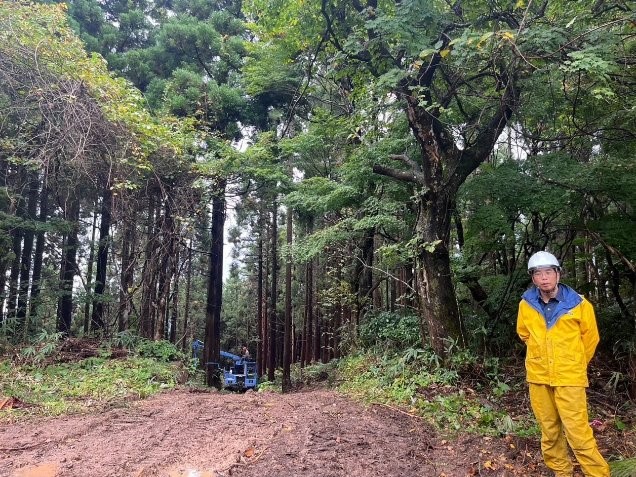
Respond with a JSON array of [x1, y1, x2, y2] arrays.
[[333, 254, 343, 359], [282, 210, 292, 392], [267, 201, 278, 382], [301, 258, 313, 367], [91, 186, 112, 331], [302, 217, 315, 367], [169, 247, 180, 343], [321, 311, 330, 363], [6, 167, 28, 325], [7, 217, 23, 322], [57, 198, 80, 335], [16, 170, 39, 334], [404, 263, 415, 312], [204, 181, 225, 388], [0, 259, 7, 327], [372, 236, 383, 310], [155, 201, 174, 341], [256, 219, 264, 376], [261, 233, 269, 377], [118, 214, 136, 333], [389, 274, 397, 313], [312, 257, 321, 363], [355, 229, 374, 323], [0, 156, 9, 326], [181, 241, 193, 352], [29, 179, 48, 326], [140, 197, 158, 338], [84, 209, 98, 333], [454, 209, 464, 250]]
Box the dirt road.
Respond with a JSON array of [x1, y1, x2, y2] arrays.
[[0, 387, 553, 477]]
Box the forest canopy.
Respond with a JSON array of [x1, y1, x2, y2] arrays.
[[0, 0, 634, 394]]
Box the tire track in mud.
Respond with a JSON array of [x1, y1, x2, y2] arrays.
[[0, 387, 549, 477], [230, 392, 437, 477]]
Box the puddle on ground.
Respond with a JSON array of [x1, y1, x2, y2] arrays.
[[13, 463, 59, 477]]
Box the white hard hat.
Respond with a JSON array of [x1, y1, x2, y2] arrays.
[[528, 251, 560, 273]]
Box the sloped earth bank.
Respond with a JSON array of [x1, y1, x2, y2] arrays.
[[0, 387, 599, 477]]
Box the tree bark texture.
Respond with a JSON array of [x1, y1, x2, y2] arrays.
[[267, 201, 278, 382], [57, 198, 80, 335], [28, 178, 49, 326], [302, 257, 313, 367], [204, 181, 225, 388], [118, 213, 136, 333], [83, 209, 98, 333], [282, 210, 292, 392], [169, 247, 180, 343], [16, 170, 39, 330], [256, 211, 264, 376], [155, 200, 175, 341], [140, 197, 158, 338], [91, 186, 112, 331]]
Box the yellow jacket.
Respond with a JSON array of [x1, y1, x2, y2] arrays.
[[516, 284, 599, 387]]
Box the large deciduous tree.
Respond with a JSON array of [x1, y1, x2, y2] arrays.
[[245, 0, 632, 356]]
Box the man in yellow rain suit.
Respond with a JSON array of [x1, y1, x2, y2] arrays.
[[517, 251, 610, 477]]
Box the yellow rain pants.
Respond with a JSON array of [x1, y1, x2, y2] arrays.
[[529, 384, 610, 477]]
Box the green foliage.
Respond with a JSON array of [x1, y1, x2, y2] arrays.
[[19, 330, 64, 365], [0, 357, 179, 418], [292, 360, 340, 386], [358, 312, 421, 351], [291, 219, 357, 262], [242, 41, 302, 99], [254, 379, 279, 393], [221, 267, 256, 352], [254, 368, 284, 393], [134, 339, 185, 362], [13, 0, 632, 429], [110, 330, 141, 351], [609, 457, 636, 477], [337, 349, 512, 435], [0, 1, 194, 184]]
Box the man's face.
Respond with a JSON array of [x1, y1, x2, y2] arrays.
[[531, 267, 560, 293]]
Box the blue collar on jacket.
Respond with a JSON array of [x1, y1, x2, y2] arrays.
[[521, 283, 582, 329]]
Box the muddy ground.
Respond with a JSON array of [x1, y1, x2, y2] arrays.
[[1, 384, 624, 477]]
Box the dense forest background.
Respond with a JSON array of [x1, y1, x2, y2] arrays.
[[0, 0, 634, 393]]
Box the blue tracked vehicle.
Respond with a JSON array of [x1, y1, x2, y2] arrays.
[[219, 350, 258, 391], [192, 340, 258, 391]]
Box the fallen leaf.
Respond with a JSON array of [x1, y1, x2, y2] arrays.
[[243, 447, 255, 458], [484, 460, 497, 470]]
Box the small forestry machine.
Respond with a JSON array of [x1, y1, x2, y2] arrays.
[[191, 340, 258, 391], [219, 350, 258, 391]]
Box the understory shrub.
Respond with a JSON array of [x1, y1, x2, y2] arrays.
[[358, 311, 420, 351]]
